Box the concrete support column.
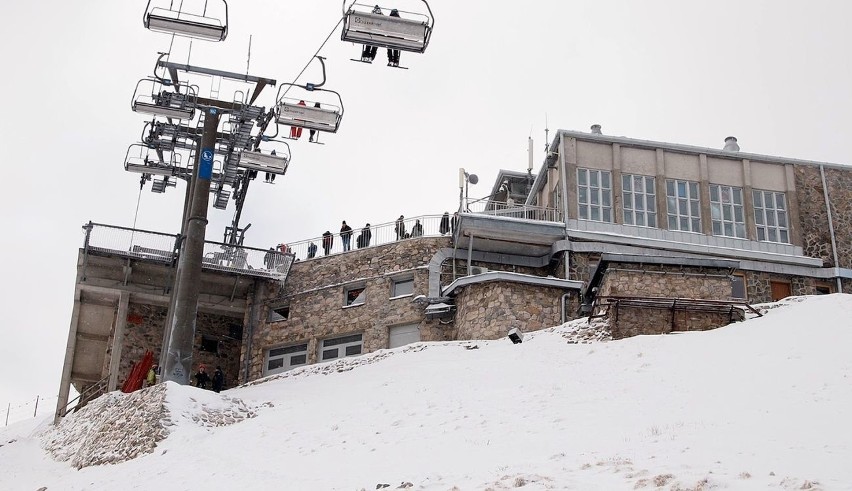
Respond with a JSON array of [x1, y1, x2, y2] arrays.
[[563, 137, 578, 221], [655, 149, 668, 230], [742, 159, 756, 241], [612, 144, 623, 224], [108, 292, 130, 392], [699, 154, 712, 235], [55, 287, 83, 424], [785, 164, 803, 246]]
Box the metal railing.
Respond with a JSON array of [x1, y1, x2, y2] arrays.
[[463, 198, 563, 223], [282, 214, 453, 261], [82, 222, 295, 281]]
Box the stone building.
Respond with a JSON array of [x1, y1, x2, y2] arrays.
[[56, 127, 852, 418]]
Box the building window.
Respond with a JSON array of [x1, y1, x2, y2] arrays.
[[731, 273, 746, 300], [815, 282, 834, 295], [622, 174, 656, 227], [268, 304, 290, 322], [710, 184, 746, 238], [344, 285, 366, 307], [265, 342, 308, 375], [389, 324, 420, 349], [320, 333, 363, 361], [666, 179, 701, 232], [753, 190, 790, 243], [391, 277, 414, 298], [577, 168, 612, 222], [200, 336, 219, 354]]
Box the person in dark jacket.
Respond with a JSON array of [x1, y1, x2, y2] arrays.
[[309, 102, 322, 142], [322, 231, 333, 255], [411, 219, 423, 237], [340, 221, 353, 251], [212, 366, 224, 393], [194, 365, 210, 389], [307, 242, 318, 258], [360, 223, 372, 248], [386, 9, 402, 67], [395, 215, 406, 240], [439, 212, 450, 235], [360, 5, 383, 62]]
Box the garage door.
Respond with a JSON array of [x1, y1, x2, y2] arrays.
[[389, 324, 420, 349]]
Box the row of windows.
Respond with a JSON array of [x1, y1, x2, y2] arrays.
[[577, 169, 791, 244], [269, 277, 414, 321], [264, 324, 422, 375]]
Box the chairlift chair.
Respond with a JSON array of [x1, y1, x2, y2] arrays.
[[341, 1, 434, 54], [274, 94, 344, 135], [124, 143, 183, 177], [143, 0, 229, 42], [132, 78, 197, 121], [238, 146, 290, 177]]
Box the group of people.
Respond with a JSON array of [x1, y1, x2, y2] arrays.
[[145, 363, 226, 393], [360, 5, 403, 67], [288, 100, 323, 143], [266, 212, 460, 264], [194, 364, 225, 393]]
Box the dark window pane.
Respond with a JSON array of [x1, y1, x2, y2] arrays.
[[268, 358, 284, 370], [322, 349, 338, 360], [290, 354, 307, 365], [345, 345, 362, 356], [323, 333, 363, 347]]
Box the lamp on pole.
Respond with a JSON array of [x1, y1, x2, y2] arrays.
[[458, 168, 478, 212]]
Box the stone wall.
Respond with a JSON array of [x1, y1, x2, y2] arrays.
[[247, 238, 451, 380], [609, 303, 742, 339], [106, 303, 243, 390], [454, 283, 570, 340], [598, 264, 733, 300], [794, 165, 852, 268]]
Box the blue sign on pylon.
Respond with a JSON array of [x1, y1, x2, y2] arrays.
[[199, 148, 214, 180]]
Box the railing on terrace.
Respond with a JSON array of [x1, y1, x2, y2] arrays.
[[463, 198, 562, 223], [284, 214, 454, 261], [81, 222, 295, 280]]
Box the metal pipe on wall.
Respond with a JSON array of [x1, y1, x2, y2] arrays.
[[819, 165, 843, 293]]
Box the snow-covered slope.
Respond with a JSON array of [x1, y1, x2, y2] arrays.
[[1, 295, 850, 490]]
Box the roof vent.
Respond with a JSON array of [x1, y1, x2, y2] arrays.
[[723, 136, 740, 152], [590, 124, 602, 135]]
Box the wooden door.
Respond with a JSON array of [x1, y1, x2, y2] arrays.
[[770, 280, 791, 301]]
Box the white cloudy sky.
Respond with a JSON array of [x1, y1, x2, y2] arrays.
[[1, 1, 851, 410]]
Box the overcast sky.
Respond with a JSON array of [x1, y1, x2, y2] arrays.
[[1, 0, 851, 410]]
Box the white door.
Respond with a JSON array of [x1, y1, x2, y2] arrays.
[[389, 324, 420, 349]]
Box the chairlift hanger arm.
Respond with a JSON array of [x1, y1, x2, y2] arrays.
[[157, 60, 277, 86]]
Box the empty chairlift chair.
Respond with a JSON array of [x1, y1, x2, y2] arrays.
[[341, 1, 434, 54], [143, 0, 229, 42], [131, 78, 197, 121], [124, 143, 183, 177]]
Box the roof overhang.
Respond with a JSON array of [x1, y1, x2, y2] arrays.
[[443, 271, 583, 297]]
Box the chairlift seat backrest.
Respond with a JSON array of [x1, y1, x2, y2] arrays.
[[275, 103, 342, 133], [342, 11, 430, 52], [133, 99, 195, 121], [238, 150, 289, 176], [145, 8, 227, 42]]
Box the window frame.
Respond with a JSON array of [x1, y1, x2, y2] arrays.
[[753, 190, 790, 244], [666, 178, 702, 233], [622, 173, 657, 228], [265, 342, 309, 375], [710, 184, 746, 239], [319, 333, 363, 362], [268, 304, 290, 322], [577, 168, 613, 223], [731, 273, 747, 301], [343, 284, 366, 307], [390, 276, 415, 299]]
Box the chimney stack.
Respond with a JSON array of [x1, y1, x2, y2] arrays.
[[590, 124, 602, 135], [723, 136, 740, 152]]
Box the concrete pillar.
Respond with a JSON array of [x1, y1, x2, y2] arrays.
[[742, 159, 756, 241], [563, 137, 578, 221], [785, 164, 802, 246], [699, 154, 713, 236], [612, 144, 623, 224], [655, 149, 668, 230], [55, 287, 83, 424]]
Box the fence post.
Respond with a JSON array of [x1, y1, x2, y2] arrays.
[[33, 395, 39, 418], [4, 403, 9, 426]]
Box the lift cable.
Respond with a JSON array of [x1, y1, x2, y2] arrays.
[[277, 15, 344, 104]]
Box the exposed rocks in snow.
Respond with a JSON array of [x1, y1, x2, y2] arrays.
[[40, 382, 261, 469]]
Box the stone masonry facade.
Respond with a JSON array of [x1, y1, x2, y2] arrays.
[[103, 303, 243, 391], [454, 283, 571, 340], [246, 238, 451, 380]]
